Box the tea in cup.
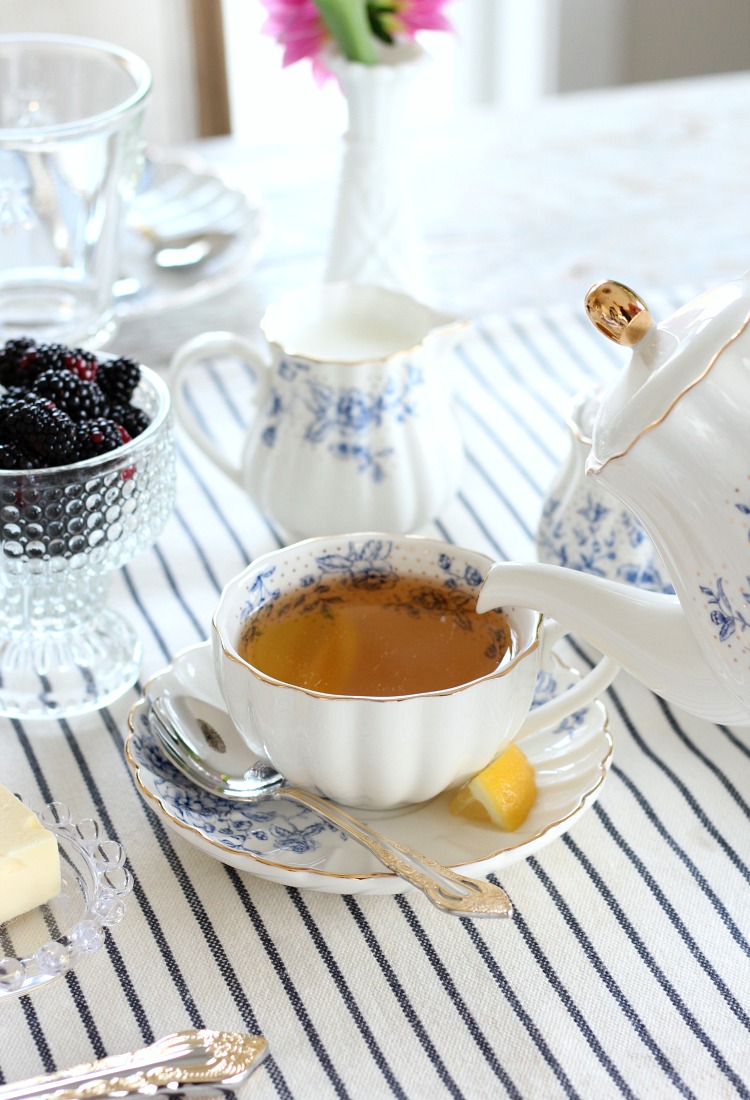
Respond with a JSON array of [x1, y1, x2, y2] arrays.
[[212, 534, 617, 810], [170, 284, 466, 539]]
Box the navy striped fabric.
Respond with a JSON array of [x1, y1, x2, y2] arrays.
[[2, 297, 749, 1100]]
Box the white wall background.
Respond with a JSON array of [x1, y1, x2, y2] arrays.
[[2, 0, 749, 148], [0, 0, 198, 146]]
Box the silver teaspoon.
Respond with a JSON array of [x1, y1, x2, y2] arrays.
[[132, 223, 234, 269], [147, 693, 513, 919], [149, 230, 234, 269]]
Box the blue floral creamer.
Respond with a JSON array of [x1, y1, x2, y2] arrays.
[[170, 284, 466, 540]]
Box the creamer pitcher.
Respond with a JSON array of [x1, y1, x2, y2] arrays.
[[170, 283, 466, 539]]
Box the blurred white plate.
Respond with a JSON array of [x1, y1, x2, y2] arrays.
[[114, 151, 268, 319]]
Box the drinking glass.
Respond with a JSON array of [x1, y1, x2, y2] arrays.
[[0, 34, 151, 348]]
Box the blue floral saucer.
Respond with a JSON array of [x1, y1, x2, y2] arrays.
[[125, 642, 613, 897]]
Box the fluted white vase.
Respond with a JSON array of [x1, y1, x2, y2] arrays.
[[324, 41, 430, 301]]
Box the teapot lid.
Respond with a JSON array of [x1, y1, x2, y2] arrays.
[[585, 277, 750, 470]]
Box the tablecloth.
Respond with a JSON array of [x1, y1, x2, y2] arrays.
[[1, 293, 749, 1100]]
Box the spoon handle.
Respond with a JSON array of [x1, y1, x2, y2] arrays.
[[282, 788, 513, 918], [0, 1030, 268, 1100]]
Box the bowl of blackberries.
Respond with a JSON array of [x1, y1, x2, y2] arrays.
[[0, 337, 175, 719]]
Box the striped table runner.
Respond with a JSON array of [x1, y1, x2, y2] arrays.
[[2, 296, 749, 1100]]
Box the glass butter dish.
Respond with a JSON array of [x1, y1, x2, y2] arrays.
[[0, 801, 132, 999]]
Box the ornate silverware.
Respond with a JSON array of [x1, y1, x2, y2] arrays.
[[0, 1029, 268, 1099]]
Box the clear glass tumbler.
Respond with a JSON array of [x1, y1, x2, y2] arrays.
[[0, 365, 175, 719], [0, 34, 151, 348]]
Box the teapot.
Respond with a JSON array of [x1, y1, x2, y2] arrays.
[[535, 384, 674, 593], [478, 277, 750, 727], [169, 284, 466, 540]]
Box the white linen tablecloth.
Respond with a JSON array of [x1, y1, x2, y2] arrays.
[[2, 291, 749, 1100]]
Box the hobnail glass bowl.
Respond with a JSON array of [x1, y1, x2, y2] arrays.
[[0, 364, 175, 718]]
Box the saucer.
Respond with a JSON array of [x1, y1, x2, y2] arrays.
[[125, 643, 613, 897], [114, 152, 268, 319]]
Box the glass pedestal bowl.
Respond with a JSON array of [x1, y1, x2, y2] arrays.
[[0, 364, 175, 719]]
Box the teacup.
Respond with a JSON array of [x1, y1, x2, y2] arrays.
[[212, 533, 617, 810], [169, 283, 466, 539]]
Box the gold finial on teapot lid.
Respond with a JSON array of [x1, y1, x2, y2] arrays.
[[585, 280, 653, 347]]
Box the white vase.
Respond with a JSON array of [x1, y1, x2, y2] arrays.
[[324, 41, 430, 301]]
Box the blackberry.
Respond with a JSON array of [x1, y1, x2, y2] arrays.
[[0, 440, 39, 470], [1, 393, 77, 464], [34, 370, 107, 422], [74, 417, 124, 460], [32, 343, 70, 373], [0, 337, 45, 389], [0, 339, 148, 468], [108, 402, 150, 439], [63, 347, 99, 382], [97, 357, 140, 404]]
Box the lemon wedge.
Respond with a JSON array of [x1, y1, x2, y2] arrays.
[[449, 743, 537, 831]]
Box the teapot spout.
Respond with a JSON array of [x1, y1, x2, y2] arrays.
[[477, 562, 750, 726]]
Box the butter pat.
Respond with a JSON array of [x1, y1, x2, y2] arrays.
[[0, 785, 61, 924]]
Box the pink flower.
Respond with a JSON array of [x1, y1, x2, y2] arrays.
[[377, 1, 454, 41], [260, 0, 454, 78], [259, 0, 332, 82]]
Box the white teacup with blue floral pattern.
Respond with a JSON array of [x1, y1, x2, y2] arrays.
[[170, 284, 466, 540], [212, 534, 617, 811]]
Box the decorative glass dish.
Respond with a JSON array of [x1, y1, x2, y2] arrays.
[[0, 802, 132, 999], [0, 363, 175, 719]]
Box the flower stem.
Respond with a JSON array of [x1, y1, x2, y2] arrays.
[[313, 0, 379, 64]]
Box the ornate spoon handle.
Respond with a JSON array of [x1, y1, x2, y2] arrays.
[[0, 1029, 268, 1100], [282, 787, 513, 918]]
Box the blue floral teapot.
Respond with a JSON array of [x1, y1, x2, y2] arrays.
[[479, 277, 750, 727], [170, 284, 465, 539], [536, 385, 674, 593]]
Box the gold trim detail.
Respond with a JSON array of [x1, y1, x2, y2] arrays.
[[590, 300, 750, 471]]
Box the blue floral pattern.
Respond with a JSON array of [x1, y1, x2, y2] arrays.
[[699, 500, 750, 646], [240, 566, 280, 622], [537, 492, 674, 594], [260, 359, 424, 482], [530, 670, 587, 731], [131, 713, 342, 857], [238, 540, 504, 658], [735, 501, 750, 539], [700, 576, 750, 643], [128, 659, 598, 868], [314, 539, 398, 585], [437, 552, 484, 590]]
